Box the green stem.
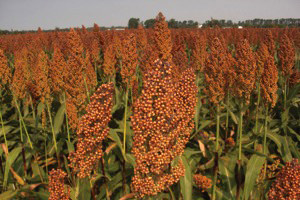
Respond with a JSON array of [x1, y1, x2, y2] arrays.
[[19, 116, 23, 142], [225, 91, 230, 138], [255, 83, 261, 135], [195, 73, 200, 135], [238, 104, 243, 161], [263, 105, 268, 179], [284, 79, 287, 111], [0, 110, 8, 149], [123, 86, 129, 155], [29, 95, 36, 123], [14, 98, 33, 149], [46, 103, 57, 153], [63, 92, 71, 143], [212, 104, 220, 200]]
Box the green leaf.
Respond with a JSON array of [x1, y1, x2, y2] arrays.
[[282, 136, 292, 162], [4, 146, 22, 188], [53, 104, 65, 135], [180, 156, 192, 200], [229, 110, 238, 125], [219, 152, 237, 200], [78, 178, 91, 200], [267, 131, 282, 150], [125, 153, 136, 166], [0, 190, 18, 200], [243, 154, 265, 200], [0, 125, 13, 137], [109, 129, 122, 152], [37, 102, 45, 117], [199, 120, 212, 130]]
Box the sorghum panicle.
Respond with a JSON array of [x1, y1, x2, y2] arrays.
[[48, 169, 70, 200], [268, 159, 300, 200], [154, 12, 173, 63], [260, 53, 278, 108], [131, 60, 197, 198], [278, 34, 295, 78], [193, 174, 212, 192], [121, 33, 138, 86], [190, 32, 207, 72], [0, 49, 11, 88], [49, 44, 66, 95], [103, 44, 117, 78], [234, 39, 257, 104], [203, 37, 227, 104], [69, 83, 114, 178]]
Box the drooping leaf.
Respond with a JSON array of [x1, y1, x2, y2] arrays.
[[243, 154, 265, 200], [53, 104, 65, 135], [180, 156, 192, 200]]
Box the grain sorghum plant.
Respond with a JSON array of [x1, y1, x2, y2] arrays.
[[194, 174, 212, 192], [64, 28, 87, 130], [268, 159, 300, 200], [204, 37, 227, 105], [234, 39, 257, 105], [154, 12, 172, 63], [69, 83, 114, 178], [32, 50, 51, 104], [0, 49, 11, 88], [48, 169, 70, 200], [103, 44, 117, 78], [11, 49, 30, 100], [263, 30, 276, 57], [131, 60, 197, 198], [190, 32, 207, 72], [260, 53, 278, 108], [278, 34, 295, 79], [49, 44, 66, 95], [121, 33, 138, 86]]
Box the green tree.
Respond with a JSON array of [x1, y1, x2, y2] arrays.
[[144, 19, 156, 28], [128, 18, 140, 29]]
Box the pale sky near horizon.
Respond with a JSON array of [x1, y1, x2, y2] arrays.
[[0, 0, 299, 31]]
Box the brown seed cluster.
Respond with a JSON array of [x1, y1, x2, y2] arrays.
[[121, 33, 138, 85], [131, 60, 197, 198], [11, 48, 30, 100], [225, 137, 235, 147], [193, 174, 212, 192], [268, 159, 300, 200], [103, 44, 117, 78], [154, 12, 173, 63], [234, 39, 257, 104], [190, 32, 207, 72], [69, 83, 114, 178], [255, 43, 269, 80], [278, 34, 295, 78], [203, 37, 227, 104], [0, 49, 11, 88], [49, 44, 66, 95], [32, 51, 51, 104], [263, 30, 276, 56], [64, 28, 90, 130], [48, 169, 70, 200], [260, 50, 278, 108]]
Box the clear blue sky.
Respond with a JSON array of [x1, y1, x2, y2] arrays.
[[0, 0, 299, 30]]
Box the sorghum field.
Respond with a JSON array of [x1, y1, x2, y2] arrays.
[[0, 13, 299, 200]]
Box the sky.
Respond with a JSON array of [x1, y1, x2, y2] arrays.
[[0, 0, 299, 30]]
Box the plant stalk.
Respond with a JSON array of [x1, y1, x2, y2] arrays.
[[212, 104, 220, 200]]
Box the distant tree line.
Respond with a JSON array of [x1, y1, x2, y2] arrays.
[[202, 18, 300, 28], [1, 17, 299, 35], [128, 18, 198, 29]]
